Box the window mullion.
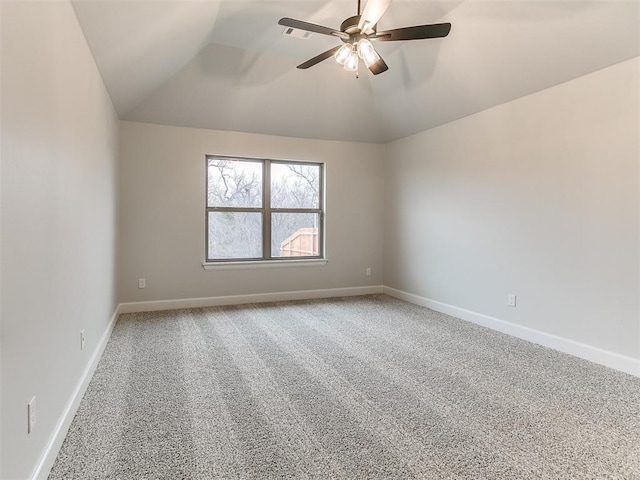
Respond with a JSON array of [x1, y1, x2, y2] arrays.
[[270, 208, 322, 214], [207, 207, 264, 213], [263, 160, 271, 260]]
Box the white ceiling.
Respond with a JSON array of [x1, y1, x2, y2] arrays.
[[71, 0, 640, 143]]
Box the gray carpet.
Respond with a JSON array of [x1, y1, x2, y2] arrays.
[[49, 295, 640, 479]]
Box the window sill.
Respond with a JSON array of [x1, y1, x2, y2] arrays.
[[202, 258, 328, 271]]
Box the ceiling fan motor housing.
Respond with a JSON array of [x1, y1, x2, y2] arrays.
[[340, 15, 376, 38], [340, 15, 360, 34]]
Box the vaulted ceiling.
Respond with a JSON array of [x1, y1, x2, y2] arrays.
[[71, 0, 639, 143]]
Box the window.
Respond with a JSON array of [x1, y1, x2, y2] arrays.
[[206, 156, 324, 262]]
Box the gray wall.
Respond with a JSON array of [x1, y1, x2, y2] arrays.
[[0, 1, 120, 478], [118, 121, 384, 303], [384, 57, 640, 360]]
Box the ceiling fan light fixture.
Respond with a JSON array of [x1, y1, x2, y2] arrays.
[[357, 39, 380, 68], [334, 44, 353, 65], [343, 49, 359, 71]]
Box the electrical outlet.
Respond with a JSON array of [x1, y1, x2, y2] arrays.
[[365, 267, 371, 276], [507, 294, 517, 307], [138, 278, 146, 289], [80, 329, 85, 351], [28, 396, 36, 434]]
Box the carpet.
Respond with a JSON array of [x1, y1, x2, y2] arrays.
[[49, 295, 640, 479]]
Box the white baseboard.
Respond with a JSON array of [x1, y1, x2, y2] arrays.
[[31, 305, 121, 480], [383, 286, 640, 378], [119, 285, 384, 314]]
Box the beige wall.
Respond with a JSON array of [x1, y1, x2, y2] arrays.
[[0, 1, 120, 478], [118, 122, 384, 303], [384, 57, 640, 360]]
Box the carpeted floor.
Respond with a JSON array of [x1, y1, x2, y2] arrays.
[[49, 295, 640, 479]]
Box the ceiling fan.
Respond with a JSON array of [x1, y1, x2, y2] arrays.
[[278, 0, 451, 76]]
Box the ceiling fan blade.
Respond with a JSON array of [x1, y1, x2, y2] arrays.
[[358, 0, 392, 33], [368, 57, 389, 75], [279, 18, 349, 40], [297, 46, 342, 69], [372, 22, 451, 41]]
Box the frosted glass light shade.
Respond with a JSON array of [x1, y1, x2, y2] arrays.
[[357, 39, 380, 68], [334, 44, 353, 65], [343, 50, 359, 71]]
